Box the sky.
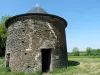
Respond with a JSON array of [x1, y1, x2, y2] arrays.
[[0, 0, 100, 52]]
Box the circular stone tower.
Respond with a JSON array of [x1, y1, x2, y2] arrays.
[[5, 4, 68, 73]]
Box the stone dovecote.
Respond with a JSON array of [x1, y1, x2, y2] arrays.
[[5, 4, 68, 73]]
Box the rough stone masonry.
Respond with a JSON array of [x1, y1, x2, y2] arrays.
[[5, 5, 68, 73]]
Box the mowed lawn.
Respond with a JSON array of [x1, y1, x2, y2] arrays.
[[0, 56, 100, 75]]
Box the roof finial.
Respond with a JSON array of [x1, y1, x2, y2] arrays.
[[35, 0, 39, 7]]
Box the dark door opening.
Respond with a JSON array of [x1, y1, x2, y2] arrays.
[[6, 53, 11, 71], [41, 49, 52, 72]]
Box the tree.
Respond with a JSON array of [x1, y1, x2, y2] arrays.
[[86, 47, 92, 56], [0, 23, 7, 47], [0, 16, 10, 47], [0, 15, 10, 57], [72, 47, 80, 56], [96, 49, 100, 55], [0, 15, 10, 24], [91, 49, 97, 56]]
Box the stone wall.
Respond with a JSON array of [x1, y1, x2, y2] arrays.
[[5, 15, 68, 73]]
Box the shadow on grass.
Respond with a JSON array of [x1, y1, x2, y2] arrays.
[[68, 60, 80, 66]]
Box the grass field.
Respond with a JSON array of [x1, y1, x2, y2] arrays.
[[0, 56, 100, 75]]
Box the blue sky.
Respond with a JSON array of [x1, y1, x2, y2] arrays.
[[0, 0, 100, 52]]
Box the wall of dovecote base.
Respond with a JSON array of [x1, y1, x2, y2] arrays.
[[5, 15, 68, 73]]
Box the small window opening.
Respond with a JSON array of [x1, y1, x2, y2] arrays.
[[25, 53, 27, 55], [45, 30, 48, 32], [22, 30, 25, 32], [22, 41, 24, 43], [27, 66, 31, 68], [33, 22, 36, 24]]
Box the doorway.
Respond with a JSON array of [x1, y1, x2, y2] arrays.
[[41, 49, 52, 72], [6, 53, 11, 71]]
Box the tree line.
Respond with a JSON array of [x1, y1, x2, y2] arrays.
[[68, 47, 100, 56]]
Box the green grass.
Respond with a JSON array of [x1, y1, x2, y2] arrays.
[[0, 56, 100, 75]]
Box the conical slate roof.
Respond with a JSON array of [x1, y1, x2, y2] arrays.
[[28, 4, 47, 14], [5, 4, 67, 28]]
